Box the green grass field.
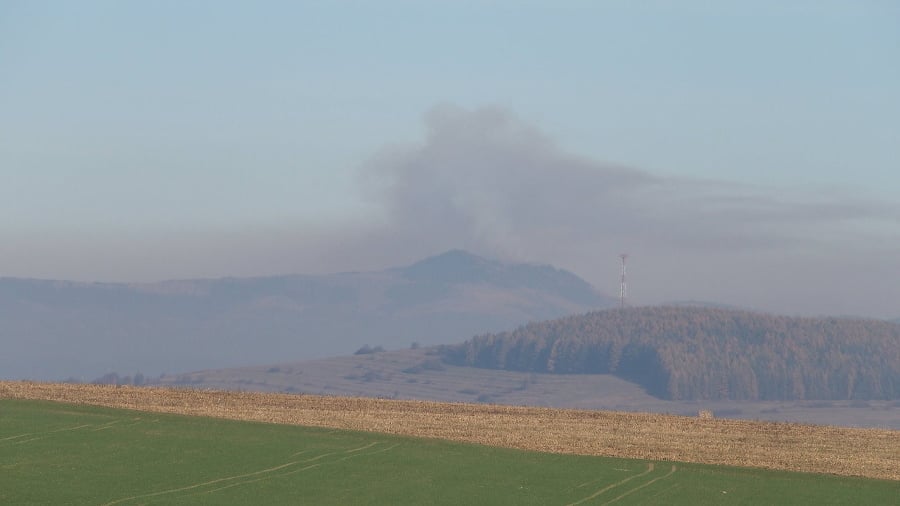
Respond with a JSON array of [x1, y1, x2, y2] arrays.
[[1, 400, 896, 505]]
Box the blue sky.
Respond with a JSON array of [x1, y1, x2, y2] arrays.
[[1, 1, 899, 317]]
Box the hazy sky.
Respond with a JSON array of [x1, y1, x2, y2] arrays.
[[2, 1, 899, 317]]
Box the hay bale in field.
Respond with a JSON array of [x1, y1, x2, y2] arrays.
[[698, 409, 714, 419]]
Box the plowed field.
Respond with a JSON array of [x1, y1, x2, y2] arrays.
[[2, 381, 897, 481]]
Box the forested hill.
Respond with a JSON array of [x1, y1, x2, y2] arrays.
[[441, 306, 900, 401]]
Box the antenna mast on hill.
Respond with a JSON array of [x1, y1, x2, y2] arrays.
[[619, 253, 628, 308]]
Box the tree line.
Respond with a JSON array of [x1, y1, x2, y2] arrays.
[[441, 306, 900, 401]]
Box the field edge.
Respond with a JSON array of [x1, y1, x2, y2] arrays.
[[2, 380, 897, 481]]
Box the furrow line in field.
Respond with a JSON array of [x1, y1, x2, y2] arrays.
[[566, 463, 654, 506], [600, 465, 677, 505], [197, 443, 400, 497]]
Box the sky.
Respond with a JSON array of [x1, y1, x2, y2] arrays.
[[1, 1, 899, 318]]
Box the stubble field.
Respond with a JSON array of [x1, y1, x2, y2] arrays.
[[2, 381, 897, 482]]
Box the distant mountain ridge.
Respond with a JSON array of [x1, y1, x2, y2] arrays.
[[442, 306, 900, 401], [0, 251, 614, 380], [396, 250, 600, 304]]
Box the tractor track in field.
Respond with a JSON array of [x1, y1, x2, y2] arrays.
[[567, 463, 655, 506], [2, 381, 898, 481], [98, 441, 401, 504], [600, 465, 677, 505], [0, 422, 109, 447]]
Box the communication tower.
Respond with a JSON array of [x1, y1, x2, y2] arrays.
[[619, 253, 628, 308]]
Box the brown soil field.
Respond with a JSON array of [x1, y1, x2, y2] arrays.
[[2, 381, 898, 481]]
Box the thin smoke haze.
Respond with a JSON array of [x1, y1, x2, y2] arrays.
[[3, 105, 898, 318], [351, 105, 900, 318]]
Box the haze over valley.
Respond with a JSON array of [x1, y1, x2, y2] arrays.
[[3, 3, 900, 433], [5, 247, 899, 429], [0, 250, 613, 380]]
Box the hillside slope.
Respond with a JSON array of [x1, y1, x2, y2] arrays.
[[0, 250, 613, 380], [151, 347, 900, 428], [442, 306, 900, 401]]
